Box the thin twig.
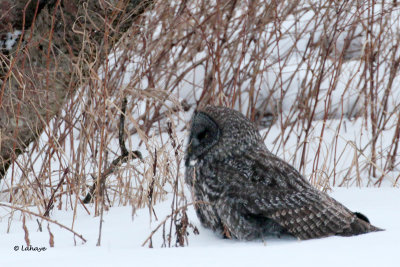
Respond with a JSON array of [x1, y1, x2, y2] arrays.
[[83, 97, 142, 203], [141, 201, 206, 247], [0, 203, 87, 243], [43, 167, 69, 217]]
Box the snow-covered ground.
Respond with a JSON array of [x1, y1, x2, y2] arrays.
[[1, 188, 398, 267]]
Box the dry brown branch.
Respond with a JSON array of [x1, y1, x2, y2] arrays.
[[47, 223, 55, 247], [0, 0, 153, 179], [0, 202, 87, 243], [22, 215, 30, 247], [82, 97, 142, 204], [43, 167, 68, 217], [141, 201, 201, 247]]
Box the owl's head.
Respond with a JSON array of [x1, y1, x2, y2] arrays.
[[185, 106, 263, 167]]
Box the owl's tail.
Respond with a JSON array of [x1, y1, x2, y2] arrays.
[[338, 211, 383, 237]]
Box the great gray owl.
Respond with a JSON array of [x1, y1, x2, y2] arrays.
[[185, 106, 382, 240]]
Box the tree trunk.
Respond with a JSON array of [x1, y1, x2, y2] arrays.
[[0, 0, 151, 178]]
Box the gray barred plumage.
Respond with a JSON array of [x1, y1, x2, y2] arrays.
[[185, 106, 382, 240]]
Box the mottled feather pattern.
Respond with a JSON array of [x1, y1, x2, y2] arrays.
[[185, 106, 382, 240]]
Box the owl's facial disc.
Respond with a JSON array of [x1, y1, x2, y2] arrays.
[[185, 111, 220, 166]]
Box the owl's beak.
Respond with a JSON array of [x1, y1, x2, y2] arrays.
[[184, 152, 195, 167], [187, 144, 193, 154], [185, 141, 195, 167]]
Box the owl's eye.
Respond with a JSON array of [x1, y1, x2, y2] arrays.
[[191, 128, 209, 147], [187, 111, 220, 159], [197, 129, 208, 141]]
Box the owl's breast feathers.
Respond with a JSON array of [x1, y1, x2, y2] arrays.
[[185, 159, 226, 234]]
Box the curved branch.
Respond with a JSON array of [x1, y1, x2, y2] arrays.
[[0, 202, 87, 243]]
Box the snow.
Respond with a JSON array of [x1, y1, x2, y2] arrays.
[[1, 188, 398, 266], [0, 31, 21, 51]]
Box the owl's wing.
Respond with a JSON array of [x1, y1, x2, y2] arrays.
[[220, 149, 380, 240]]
